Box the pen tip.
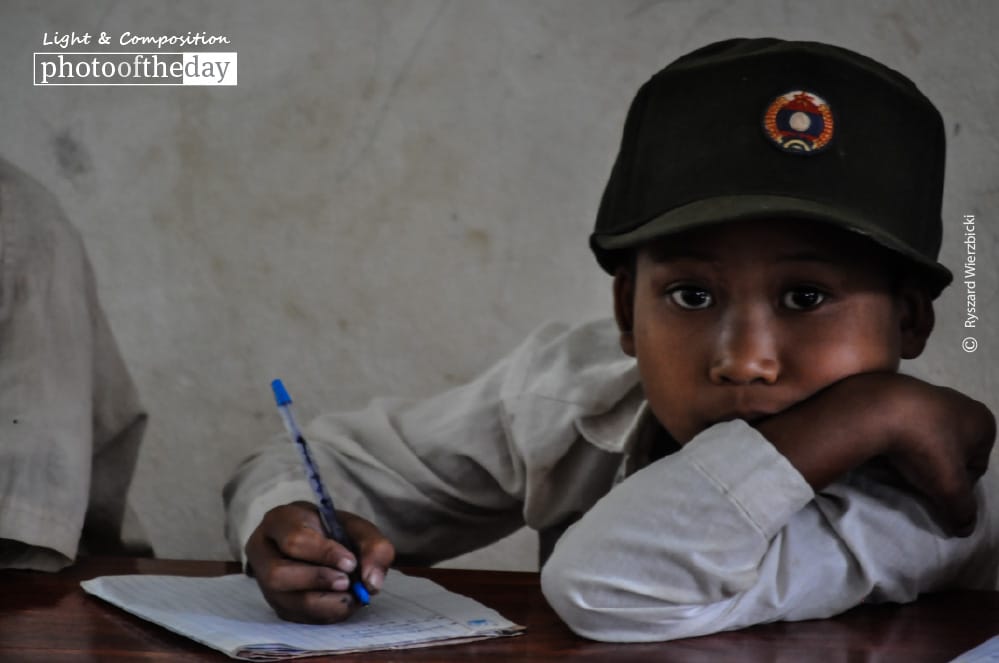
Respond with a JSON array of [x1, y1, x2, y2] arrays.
[[353, 583, 371, 606]]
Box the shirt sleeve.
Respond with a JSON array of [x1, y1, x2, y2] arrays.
[[540, 419, 999, 642], [223, 317, 640, 566], [0, 158, 147, 571], [223, 323, 560, 565]]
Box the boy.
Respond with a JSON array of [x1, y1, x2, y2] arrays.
[[223, 38, 997, 640]]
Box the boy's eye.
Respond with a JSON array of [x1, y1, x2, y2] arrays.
[[668, 287, 713, 310], [782, 288, 826, 310]]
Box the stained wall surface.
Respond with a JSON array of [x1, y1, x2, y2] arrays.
[[1, 1, 996, 568]]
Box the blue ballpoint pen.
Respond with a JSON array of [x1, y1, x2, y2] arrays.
[[270, 379, 371, 606]]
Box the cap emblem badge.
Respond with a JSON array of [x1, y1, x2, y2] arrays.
[[762, 90, 834, 153]]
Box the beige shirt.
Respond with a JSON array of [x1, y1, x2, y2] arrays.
[[224, 318, 999, 641], [0, 157, 147, 571]]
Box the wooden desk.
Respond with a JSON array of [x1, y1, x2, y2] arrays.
[[1, 557, 995, 661]]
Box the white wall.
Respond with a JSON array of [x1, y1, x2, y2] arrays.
[[1, 0, 996, 568]]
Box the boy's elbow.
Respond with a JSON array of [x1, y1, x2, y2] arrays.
[[541, 552, 680, 643], [541, 547, 736, 643], [541, 555, 616, 641]]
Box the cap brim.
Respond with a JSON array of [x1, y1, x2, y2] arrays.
[[591, 194, 953, 296]]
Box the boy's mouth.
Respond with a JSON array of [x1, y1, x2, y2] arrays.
[[709, 410, 777, 426], [707, 398, 795, 426], [695, 389, 812, 434]]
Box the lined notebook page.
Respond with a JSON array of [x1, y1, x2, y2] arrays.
[[81, 570, 523, 661]]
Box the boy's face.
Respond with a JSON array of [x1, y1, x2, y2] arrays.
[[614, 219, 932, 445]]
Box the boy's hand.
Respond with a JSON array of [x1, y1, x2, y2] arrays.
[[244, 501, 395, 623], [757, 373, 996, 537], [883, 377, 995, 535]]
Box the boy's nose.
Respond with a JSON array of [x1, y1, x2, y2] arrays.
[[709, 310, 780, 385]]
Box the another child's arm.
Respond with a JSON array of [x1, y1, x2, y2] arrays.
[[542, 372, 997, 642], [0, 158, 148, 571], [243, 502, 394, 623]]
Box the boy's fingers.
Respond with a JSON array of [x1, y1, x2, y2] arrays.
[[930, 466, 977, 537], [298, 590, 358, 623], [946, 495, 977, 538], [261, 503, 354, 570], [257, 555, 352, 593], [267, 589, 357, 624], [246, 504, 392, 623], [360, 539, 395, 594], [952, 475, 979, 537], [970, 412, 997, 481], [250, 504, 394, 620], [341, 511, 395, 594], [966, 440, 992, 483]]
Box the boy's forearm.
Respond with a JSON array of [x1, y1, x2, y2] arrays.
[[755, 372, 994, 537], [754, 373, 902, 490], [544, 397, 997, 642], [543, 415, 995, 642]]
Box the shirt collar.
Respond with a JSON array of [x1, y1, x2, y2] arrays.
[[575, 384, 649, 454]]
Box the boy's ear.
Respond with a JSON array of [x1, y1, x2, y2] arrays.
[[613, 266, 636, 357], [898, 283, 935, 359]]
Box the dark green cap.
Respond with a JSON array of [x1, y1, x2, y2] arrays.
[[590, 38, 952, 296]]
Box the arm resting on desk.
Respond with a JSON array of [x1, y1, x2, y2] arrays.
[[541, 420, 999, 642]]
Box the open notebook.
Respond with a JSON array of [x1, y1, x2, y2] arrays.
[[81, 570, 524, 661]]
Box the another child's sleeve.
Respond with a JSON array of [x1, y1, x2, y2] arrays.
[[541, 419, 999, 642], [0, 158, 148, 571]]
